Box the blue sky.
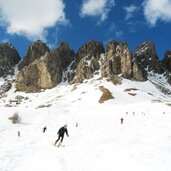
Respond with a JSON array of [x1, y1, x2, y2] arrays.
[[0, 0, 171, 59]]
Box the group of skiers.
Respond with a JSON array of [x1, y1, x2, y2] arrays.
[[17, 118, 126, 147]]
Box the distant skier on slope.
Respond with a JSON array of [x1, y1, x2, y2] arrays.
[[120, 118, 124, 124], [54, 124, 69, 147], [43, 126, 47, 133]]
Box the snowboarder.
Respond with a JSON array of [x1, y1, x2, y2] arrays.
[[43, 126, 47, 133], [76, 122, 78, 127], [54, 124, 69, 147], [120, 118, 124, 124]]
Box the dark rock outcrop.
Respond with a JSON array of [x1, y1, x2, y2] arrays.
[[58, 42, 75, 69], [162, 51, 171, 72], [134, 42, 163, 74], [18, 40, 50, 70], [0, 42, 20, 77]]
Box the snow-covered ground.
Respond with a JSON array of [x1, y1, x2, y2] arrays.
[[0, 75, 171, 171]]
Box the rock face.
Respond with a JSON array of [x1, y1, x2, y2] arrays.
[[132, 58, 147, 81], [15, 42, 74, 92], [162, 51, 171, 72], [134, 42, 163, 74], [77, 40, 104, 62], [69, 40, 104, 83], [8, 39, 171, 92], [18, 40, 50, 70], [57, 42, 75, 70], [101, 41, 132, 79], [0, 42, 20, 77]]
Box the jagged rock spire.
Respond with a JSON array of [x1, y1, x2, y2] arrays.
[[18, 40, 50, 70], [101, 40, 132, 79]]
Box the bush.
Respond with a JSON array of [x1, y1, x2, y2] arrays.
[[8, 112, 21, 124]]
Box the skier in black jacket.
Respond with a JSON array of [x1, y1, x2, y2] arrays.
[[54, 124, 69, 146]]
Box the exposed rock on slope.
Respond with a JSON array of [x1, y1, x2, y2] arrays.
[[99, 86, 114, 103], [0, 42, 20, 78]]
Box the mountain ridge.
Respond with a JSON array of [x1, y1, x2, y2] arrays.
[[0, 39, 171, 94]]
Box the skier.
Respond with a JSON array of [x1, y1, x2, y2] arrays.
[[43, 126, 47, 133], [54, 124, 69, 147], [17, 131, 20, 137], [120, 118, 124, 124]]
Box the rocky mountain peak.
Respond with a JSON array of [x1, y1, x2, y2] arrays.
[[68, 40, 105, 84], [59, 42, 70, 50], [0, 39, 171, 93], [77, 40, 105, 62], [134, 41, 163, 74], [57, 42, 75, 69], [18, 40, 50, 70], [101, 40, 132, 79], [15, 42, 75, 92]]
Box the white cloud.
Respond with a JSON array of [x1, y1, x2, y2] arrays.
[[124, 5, 138, 20], [143, 0, 171, 26], [0, 0, 67, 40], [80, 0, 115, 22]]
